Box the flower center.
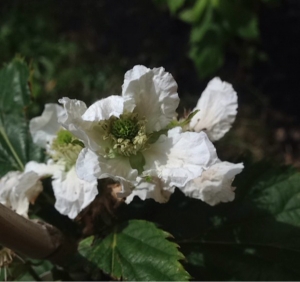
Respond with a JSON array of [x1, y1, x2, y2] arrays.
[[100, 113, 148, 157], [51, 129, 84, 170], [111, 118, 139, 140]]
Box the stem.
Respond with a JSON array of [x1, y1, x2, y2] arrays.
[[0, 126, 24, 171], [27, 265, 42, 281], [0, 203, 77, 265]]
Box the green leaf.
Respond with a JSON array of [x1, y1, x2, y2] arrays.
[[246, 165, 300, 227], [0, 58, 43, 176], [179, 0, 209, 23], [237, 16, 259, 40], [0, 258, 54, 281], [189, 44, 224, 78], [79, 220, 190, 281], [0, 57, 31, 114], [166, 0, 186, 14], [178, 163, 300, 280]]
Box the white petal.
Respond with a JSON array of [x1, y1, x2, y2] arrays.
[[190, 77, 238, 141], [0, 171, 21, 207], [30, 104, 64, 148], [122, 65, 179, 133], [76, 148, 136, 197], [14, 172, 42, 217], [82, 95, 125, 121], [144, 127, 219, 188], [0, 171, 42, 217], [52, 166, 98, 219], [182, 162, 244, 205], [125, 177, 171, 204], [58, 97, 92, 145], [58, 97, 87, 129], [125, 170, 172, 204], [24, 161, 62, 178], [59, 96, 125, 154]]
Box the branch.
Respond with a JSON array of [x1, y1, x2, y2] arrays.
[[0, 203, 77, 265]]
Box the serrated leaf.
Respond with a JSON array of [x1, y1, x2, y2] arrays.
[[0, 58, 43, 176], [79, 220, 190, 281], [246, 165, 300, 227], [177, 162, 300, 280]]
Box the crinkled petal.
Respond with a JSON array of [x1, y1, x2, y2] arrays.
[[76, 148, 136, 197], [58, 97, 94, 147], [82, 95, 125, 121], [14, 172, 42, 217], [52, 166, 98, 219], [182, 162, 244, 205], [59, 96, 125, 154], [0, 171, 21, 207], [190, 77, 238, 141], [58, 97, 87, 131], [144, 127, 219, 188], [122, 65, 179, 133], [0, 171, 42, 217], [125, 170, 172, 204], [30, 104, 64, 148]]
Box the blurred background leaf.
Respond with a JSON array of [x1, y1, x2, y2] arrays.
[[0, 58, 43, 176]]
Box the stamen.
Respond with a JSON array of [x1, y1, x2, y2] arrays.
[[50, 129, 83, 169], [99, 113, 148, 157]]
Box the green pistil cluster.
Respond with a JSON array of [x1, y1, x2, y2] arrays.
[[51, 129, 84, 169], [111, 118, 139, 140], [101, 113, 148, 157]]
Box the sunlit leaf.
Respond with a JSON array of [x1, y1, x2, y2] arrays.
[[79, 220, 190, 281]]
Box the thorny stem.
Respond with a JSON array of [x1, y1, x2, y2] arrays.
[[0, 203, 77, 265]]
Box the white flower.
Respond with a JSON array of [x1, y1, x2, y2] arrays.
[[59, 66, 220, 198], [181, 161, 244, 205], [0, 170, 42, 217], [29, 104, 99, 219], [189, 77, 238, 141], [58, 66, 243, 207], [59, 66, 180, 187]]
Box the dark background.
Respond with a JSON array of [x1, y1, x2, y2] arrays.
[[1, 0, 300, 165]]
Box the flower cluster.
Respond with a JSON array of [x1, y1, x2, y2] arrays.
[[0, 65, 243, 220]]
